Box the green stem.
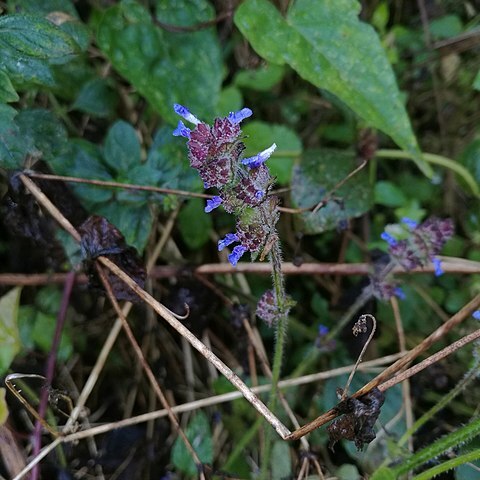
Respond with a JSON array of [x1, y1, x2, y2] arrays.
[[412, 448, 480, 480], [260, 241, 289, 479], [376, 149, 480, 197], [398, 358, 479, 447]]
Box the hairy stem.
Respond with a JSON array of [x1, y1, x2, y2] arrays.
[[260, 240, 289, 477]]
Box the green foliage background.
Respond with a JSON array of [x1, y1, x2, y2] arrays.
[[0, 0, 479, 478]]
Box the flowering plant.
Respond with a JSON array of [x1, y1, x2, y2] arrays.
[[173, 104, 279, 267]]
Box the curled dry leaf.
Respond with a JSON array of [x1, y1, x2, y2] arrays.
[[327, 387, 385, 451], [79, 215, 146, 302]]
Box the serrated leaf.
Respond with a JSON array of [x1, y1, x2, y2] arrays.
[[0, 14, 79, 86], [97, 0, 222, 123], [242, 121, 302, 185], [171, 411, 213, 475], [0, 69, 19, 102], [0, 288, 22, 376], [234, 0, 432, 176], [72, 78, 118, 117], [103, 120, 141, 173], [178, 198, 212, 250], [291, 148, 373, 234]]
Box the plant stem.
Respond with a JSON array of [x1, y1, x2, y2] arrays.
[[376, 149, 480, 197], [260, 241, 289, 478]]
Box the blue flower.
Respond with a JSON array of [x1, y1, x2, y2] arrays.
[[432, 257, 444, 276], [473, 310, 480, 320], [394, 287, 406, 300], [401, 217, 419, 229], [255, 190, 265, 200], [242, 143, 277, 168], [218, 233, 239, 251], [172, 120, 191, 139], [381, 231, 398, 246], [173, 104, 201, 125], [205, 196, 222, 213], [228, 107, 253, 125], [318, 324, 329, 336], [228, 245, 247, 266]]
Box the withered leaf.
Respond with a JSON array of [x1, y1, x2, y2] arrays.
[[327, 387, 385, 451], [79, 215, 146, 302]]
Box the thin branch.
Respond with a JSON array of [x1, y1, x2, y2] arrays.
[[340, 314, 377, 400], [1, 256, 478, 286], [95, 262, 203, 470]]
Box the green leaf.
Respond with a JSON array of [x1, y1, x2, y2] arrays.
[[51, 139, 114, 204], [429, 15, 463, 40], [271, 441, 292, 479], [171, 411, 213, 475], [0, 288, 22, 376], [0, 14, 79, 86], [103, 120, 141, 173], [0, 69, 19, 103], [0, 388, 8, 426], [0, 104, 33, 168], [148, 126, 202, 194], [234, 63, 285, 91], [242, 121, 302, 185], [234, 0, 432, 176], [374, 180, 407, 207], [474, 70, 480, 91], [30, 312, 73, 361], [215, 86, 243, 118], [15, 108, 68, 162], [178, 198, 212, 250], [72, 78, 118, 117], [370, 466, 396, 480], [97, 0, 222, 123], [291, 148, 373, 234], [96, 201, 153, 254]]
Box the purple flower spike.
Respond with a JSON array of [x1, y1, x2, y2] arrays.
[[173, 120, 191, 139], [218, 233, 239, 251], [228, 107, 253, 125], [205, 196, 222, 213], [432, 257, 444, 276], [242, 143, 277, 169], [381, 231, 398, 246], [394, 287, 406, 300], [402, 217, 419, 229], [173, 104, 201, 125], [228, 245, 247, 266], [473, 310, 480, 320]]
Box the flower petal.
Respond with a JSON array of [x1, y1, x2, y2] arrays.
[[228, 245, 247, 266], [218, 233, 239, 251], [432, 257, 444, 276], [401, 217, 418, 229], [381, 231, 398, 246], [172, 120, 191, 138], [242, 143, 277, 168], [228, 107, 253, 125], [173, 104, 201, 125], [205, 196, 222, 213]]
